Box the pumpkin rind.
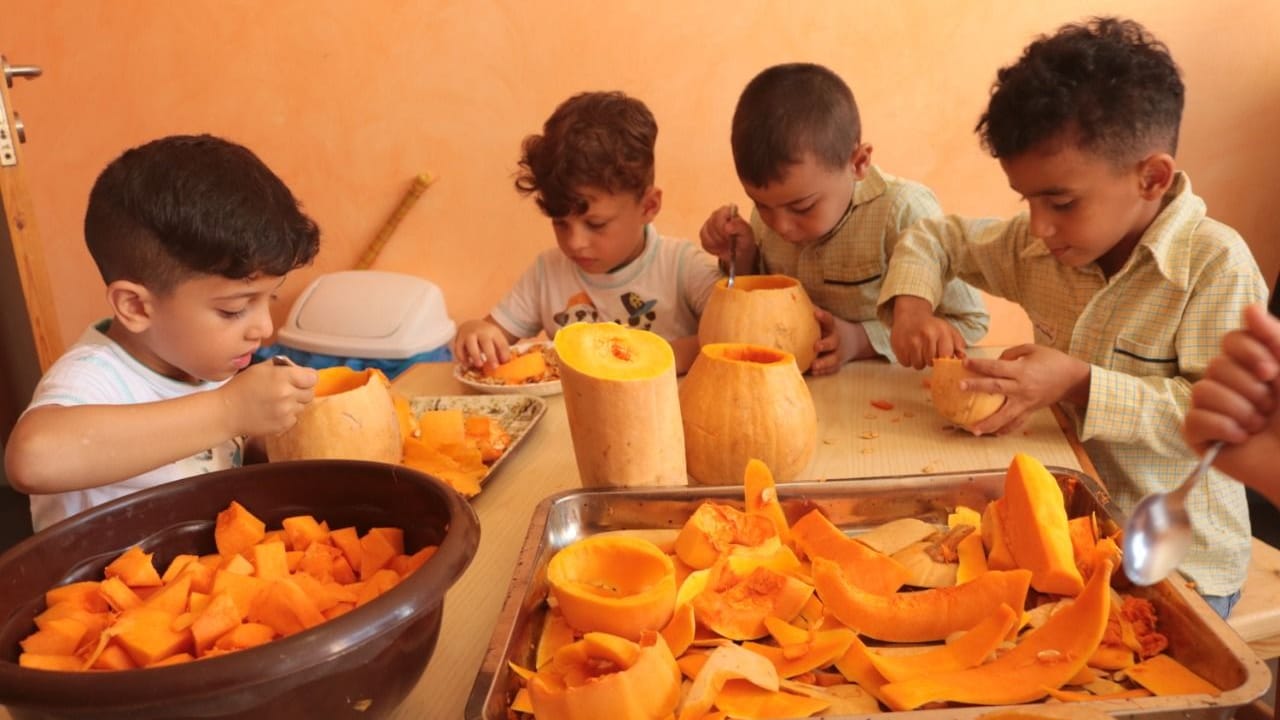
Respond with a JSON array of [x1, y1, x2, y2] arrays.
[[930, 357, 1006, 429], [265, 367, 401, 464], [791, 510, 910, 596], [554, 323, 687, 488], [680, 343, 817, 485], [1000, 453, 1084, 596], [697, 275, 822, 372], [529, 631, 682, 720]]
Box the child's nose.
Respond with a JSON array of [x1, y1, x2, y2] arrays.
[[247, 306, 273, 340], [1028, 208, 1055, 239]]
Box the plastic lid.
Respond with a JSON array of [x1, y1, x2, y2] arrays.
[[277, 270, 456, 359]]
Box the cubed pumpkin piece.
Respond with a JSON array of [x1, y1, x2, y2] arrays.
[[148, 652, 195, 667], [213, 622, 276, 652], [247, 579, 325, 637], [19, 653, 85, 672], [282, 514, 329, 552], [215, 501, 266, 557], [355, 569, 401, 606], [210, 570, 268, 617], [299, 542, 340, 582], [331, 555, 357, 584], [160, 554, 198, 584], [329, 527, 362, 574], [324, 602, 356, 620], [252, 541, 290, 581], [188, 591, 211, 615], [34, 603, 109, 636], [113, 607, 194, 666], [20, 617, 89, 656], [191, 592, 245, 655], [104, 546, 163, 588], [390, 546, 437, 576], [90, 643, 138, 671], [45, 581, 109, 613], [417, 409, 466, 445], [173, 559, 215, 595], [220, 553, 255, 576], [98, 576, 143, 612], [360, 530, 399, 580], [143, 575, 192, 617]]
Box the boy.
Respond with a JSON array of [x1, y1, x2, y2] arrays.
[[1184, 302, 1280, 509], [699, 63, 989, 375], [879, 18, 1267, 616], [4, 134, 320, 532], [454, 91, 721, 374]]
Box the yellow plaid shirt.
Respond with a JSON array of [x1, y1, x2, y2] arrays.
[[751, 165, 989, 361], [877, 172, 1267, 595]]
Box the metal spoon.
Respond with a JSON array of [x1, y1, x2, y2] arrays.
[[726, 204, 739, 288], [1122, 441, 1223, 586]]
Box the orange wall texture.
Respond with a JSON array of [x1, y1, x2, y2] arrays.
[[4, 1, 1278, 352]]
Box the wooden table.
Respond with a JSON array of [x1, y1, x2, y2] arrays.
[[387, 357, 1089, 719]]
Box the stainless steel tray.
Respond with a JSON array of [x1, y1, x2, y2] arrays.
[[465, 468, 1272, 719]]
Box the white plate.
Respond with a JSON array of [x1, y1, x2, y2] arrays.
[[453, 341, 563, 397], [408, 394, 548, 492]]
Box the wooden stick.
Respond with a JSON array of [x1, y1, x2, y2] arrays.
[[354, 172, 435, 270]]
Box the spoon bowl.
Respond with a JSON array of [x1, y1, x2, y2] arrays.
[[1122, 442, 1222, 586]]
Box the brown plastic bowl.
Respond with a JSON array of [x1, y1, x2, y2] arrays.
[[0, 460, 479, 720]]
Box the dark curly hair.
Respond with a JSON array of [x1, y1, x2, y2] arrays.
[[84, 134, 320, 294], [514, 91, 657, 218], [977, 17, 1183, 164], [731, 63, 860, 188]]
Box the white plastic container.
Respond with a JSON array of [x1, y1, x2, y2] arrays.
[[277, 270, 456, 360]]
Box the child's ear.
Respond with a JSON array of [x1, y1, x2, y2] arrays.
[[1137, 153, 1176, 200], [640, 186, 663, 222], [850, 143, 874, 180], [105, 280, 155, 333]]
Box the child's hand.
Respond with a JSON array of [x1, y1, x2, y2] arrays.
[[699, 205, 757, 271], [454, 319, 513, 371], [1186, 306, 1280, 446], [959, 344, 1091, 436], [811, 310, 874, 375], [220, 361, 317, 437], [889, 296, 966, 369]]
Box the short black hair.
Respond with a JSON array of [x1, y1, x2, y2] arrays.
[[84, 134, 320, 294], [976, 17, 1184, 164], [731, 63, 860, 188], [514, 91, 657, 218]]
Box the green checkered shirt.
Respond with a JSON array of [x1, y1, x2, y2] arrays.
[[751, 165, 989, 361], [878, 172, 1267, 595]]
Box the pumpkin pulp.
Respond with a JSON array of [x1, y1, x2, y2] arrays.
[[546, 535, 677, 640]]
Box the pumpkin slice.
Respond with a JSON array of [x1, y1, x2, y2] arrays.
[[546, 535, 676, 640], [675, 502, 778, 570], [813, 558, 1031, 643], [680, 343, 817, 486], [741, 627, 856, 678], [697, 274, 822, 372], [554, 322, 686, 488], [865, 603, 1018, 682], [678, 643, 781, 720], [483, 349, 547, 383], [712, 679, 831, 719], [529, 631, 681, 720], [743, 459, 791, 545], [266, 367, 401, 464], [930, 357, 1006, 429], [999, 453, 1084, 596], [791, 510, 910, 596], [856, 517, 938, 556], [878, 560, 1114, 710], [691, 562, 813, 641], [1123, 653, 1221, 696]]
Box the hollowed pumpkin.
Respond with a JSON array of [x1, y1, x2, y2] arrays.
[[878, 560, 1115, 710], [697, 275, 822, 372], [554, 322, 687, 488], [930, 357, 1006, 429], [680, 343, 817, 486], [813, 558, 1032, 643], [999, 453, 1083, 596], [546, 535, 676, 640], [529, 631, 681, 720], [265, 367, 401, 464], [675, 502, 778, 570]]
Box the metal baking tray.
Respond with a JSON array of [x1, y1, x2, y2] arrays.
[[465, 468, 1272, 719]]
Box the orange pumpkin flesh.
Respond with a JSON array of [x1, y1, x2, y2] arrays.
[[546, 535, 676, 640], [554, 322, 687, 488], [529, 631, 681, 720], [674, 502, 778, 570], [484, 349, 548, 383], [930, 357, 1006, 429], [790, 510, 910, 596], [266, 367, 401, 464], [999, 453, 1084, 596], [697, 274, 822, 372], [680, 343, 817, 485], [690, 562, 813, 641]]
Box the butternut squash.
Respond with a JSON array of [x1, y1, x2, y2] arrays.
[[697, 274, 822, 372], [554, 322, 687, 488], [546, 535, 677, 640], [266, 366, 401, 464], [680, 343, 817, 485], [930, 357, 1006, 429], [1000, 453, 1083, 596]]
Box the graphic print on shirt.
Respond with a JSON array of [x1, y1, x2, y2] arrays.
[[553, 291, 601, 329], [619, 292, 658, 330]]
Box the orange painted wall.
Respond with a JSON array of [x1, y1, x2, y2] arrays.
[[4, 1, 1277, 352]]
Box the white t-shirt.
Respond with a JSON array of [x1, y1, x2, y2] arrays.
[[491, 225, 721, 341], [24, 321, 243, 532]]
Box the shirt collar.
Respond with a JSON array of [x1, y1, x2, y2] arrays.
[[812, 165, 888, 246]]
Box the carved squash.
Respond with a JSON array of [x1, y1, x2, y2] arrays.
[[930, 357, 1006, 429], [680, 343, 817, 485], [675, 502, 779, 570], [554, 322, 687, 488], [697, 274, 822, 372], [813, 558, 1032, 643], [529, 631, 681, 720], [546, 535, 676, 640], [266, 367, 401, 463], [690, 561, 814, 641], [999, 453, 1083, 596], [790, 510, 910, 595], [878, 560, 1115, 710]]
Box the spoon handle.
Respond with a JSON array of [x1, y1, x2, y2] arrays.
[[1167, 441, 1223, 504]]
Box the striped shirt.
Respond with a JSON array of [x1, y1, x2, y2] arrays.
[[877, 172, 1267, 595], [751, 165, 989, 361]]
